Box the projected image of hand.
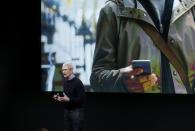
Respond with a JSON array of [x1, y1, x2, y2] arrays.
[[120, 65, 158, 93]]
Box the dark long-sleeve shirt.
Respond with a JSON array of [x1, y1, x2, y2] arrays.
[[62, 76, 85, 110]]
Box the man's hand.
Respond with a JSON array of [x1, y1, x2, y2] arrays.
[[120, 65, 157, 92], [56, 93, 70, 102], [53, 93, 59, 100], [53, 93, 70, 102]]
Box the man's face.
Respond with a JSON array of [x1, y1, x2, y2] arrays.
[[62, 65, 72, 78]]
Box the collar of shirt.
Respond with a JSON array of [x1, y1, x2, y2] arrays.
[[68, 74, 75, 80]]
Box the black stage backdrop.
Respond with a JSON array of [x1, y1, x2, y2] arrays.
[[1, 0, 195, 131]]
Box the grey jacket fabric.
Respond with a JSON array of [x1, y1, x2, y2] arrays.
[[90, 0, 195, 93]]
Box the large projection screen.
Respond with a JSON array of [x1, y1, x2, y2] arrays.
[[41, 0, 195, 94]]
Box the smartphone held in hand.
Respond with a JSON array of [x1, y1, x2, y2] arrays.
[[132, 60, 151, 76]]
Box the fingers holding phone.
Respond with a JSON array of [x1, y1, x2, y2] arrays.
[[124, 60, 158, 92]]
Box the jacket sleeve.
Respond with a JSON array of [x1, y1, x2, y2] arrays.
[[90, 2, 126, 92]]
